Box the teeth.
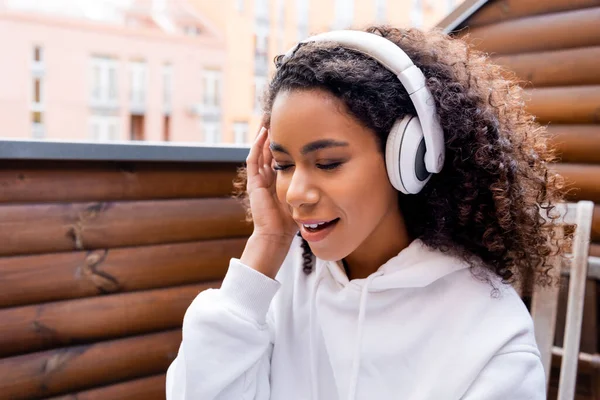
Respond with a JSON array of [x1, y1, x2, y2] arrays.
[[304, 221, 330, 229]]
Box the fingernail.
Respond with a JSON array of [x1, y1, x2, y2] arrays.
[[259, 127, 266, 136]]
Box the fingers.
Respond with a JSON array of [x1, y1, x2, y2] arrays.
[[261, 131, 275, 183], [246, 127, 267, 179]]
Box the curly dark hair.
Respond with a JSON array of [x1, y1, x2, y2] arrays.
[[234, 26, 568, 288]]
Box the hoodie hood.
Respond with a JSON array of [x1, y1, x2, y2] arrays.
[[324, 238, 471, 290]]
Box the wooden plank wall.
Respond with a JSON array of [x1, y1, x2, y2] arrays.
[[457, 0, 600, 398], [0, 160, 251, 400]]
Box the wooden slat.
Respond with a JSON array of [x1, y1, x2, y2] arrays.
[[526, 86, 600, 124], [464, 7, 600, 55], [0, 329, 180, 400], [552, 346, 600, 375], [591, 244, 600, 258], [580, 280, 598, 354], [0, 197, 252, 257], [594, 206, 600, 243], [0, 283, 215, 358], [554, 275, 569, 347], [0, 238, 244, 308], [467, 0, 600, 27], [0, 160, 240, 203], [552, 164, 600, 203], [558, 200, 594, 400], [547, 125, 600, 164], [531, 232, 563, 384], [45, 374, 166, 400], [493, 47, 600, 88]]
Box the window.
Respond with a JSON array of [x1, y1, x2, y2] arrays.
[[296, 0, 309, 41], [89, 115, 120, 141], [129, 60, 147, 108], [31, 111, 44, 139], [163, 115, 171, 141], [33, 46, 43, 62], [236, 0, 244, 12], [333, 0, 353, 29], [276, 0, 285, 52], [203, 121, 221, 144], [233, 122, 249, 144], [202, 69, 222, 111], [90, 56, 118, 107], [254, 21, 270, 76], [254, 75, 267, 112], [375, 0, 386, 23], [31, 46, 44, 138], [183, 25, 201, 36], [163, 64, 173, 111], [32, 77, 43, 107], [255, 0, 269, 20], [410, 0, 423, 28]]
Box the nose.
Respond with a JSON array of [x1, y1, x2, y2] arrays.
[[286, 167, 319, 209]]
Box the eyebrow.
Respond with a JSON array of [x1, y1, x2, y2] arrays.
[[270, 139, 349, 155]]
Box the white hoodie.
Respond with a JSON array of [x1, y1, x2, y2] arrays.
[[166, 237, 546, 400]]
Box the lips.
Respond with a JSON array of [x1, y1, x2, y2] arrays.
[[303, 218, 338, 232], [296, 218, 340, 243]]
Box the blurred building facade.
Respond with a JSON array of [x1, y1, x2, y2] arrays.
[[0, 0, 226, 142], [189, 0, 459, 143], [0, 0, 458, 144]]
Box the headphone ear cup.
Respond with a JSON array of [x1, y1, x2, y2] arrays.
[[385, 115, 432, 194]]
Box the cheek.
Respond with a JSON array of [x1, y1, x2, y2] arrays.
[[342, 159, 395, 221]]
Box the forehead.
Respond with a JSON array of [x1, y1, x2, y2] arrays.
[[269, 89, 377, 153]]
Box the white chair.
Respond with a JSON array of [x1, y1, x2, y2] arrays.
[[530, 200, 595, 399]]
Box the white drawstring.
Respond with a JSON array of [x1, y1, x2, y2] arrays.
[[309, 267, 327, 400], [347, 272, 382, 400]]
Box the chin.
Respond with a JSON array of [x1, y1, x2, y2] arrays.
[[306, 240, 353, 263]]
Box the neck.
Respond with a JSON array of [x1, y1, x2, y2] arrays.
[[343, 207, 411, 280]]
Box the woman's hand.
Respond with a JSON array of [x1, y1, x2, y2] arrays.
[[246, 126, 298, 241], [240, 125, 298, 278]]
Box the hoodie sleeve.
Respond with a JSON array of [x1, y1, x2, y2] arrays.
[[165, 259, 281, 400], [462, 348, 546, 399]]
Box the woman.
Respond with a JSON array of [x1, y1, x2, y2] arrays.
[[166, 26, 566, 399]]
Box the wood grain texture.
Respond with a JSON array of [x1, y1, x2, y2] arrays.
[[594, 206, 600, 243], [552, 164, 600, 203], [467, 0, 600, 27], [590, 243, 600, 258], [44, 374, 166, 400], [547, 125, 600, 164], [0, 237, 244, 308], [0, 283, 216, 358], [0, 330, 180, 400], [463, 7, 600, 55], [0, 197, 252, 256], [493, 47, 600, 88], [526, 86, 600, 124], [0, 160, 240, 203]]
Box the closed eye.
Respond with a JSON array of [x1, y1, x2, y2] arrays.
[[273, 163, 293, 171], [317, 162, 342, 171], [273, 162, 343, 172]]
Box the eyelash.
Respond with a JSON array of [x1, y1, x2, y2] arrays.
[[273, 162, 342, 171]]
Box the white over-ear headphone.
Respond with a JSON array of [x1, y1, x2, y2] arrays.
[[281, 30, 445, 194]]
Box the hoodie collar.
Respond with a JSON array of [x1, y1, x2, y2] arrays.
[[322, 239, 470, 290]]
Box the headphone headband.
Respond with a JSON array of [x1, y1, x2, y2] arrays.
[[281, 30, 444, 173]]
